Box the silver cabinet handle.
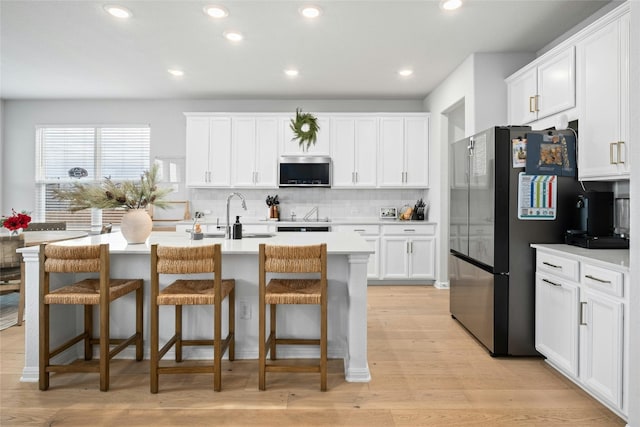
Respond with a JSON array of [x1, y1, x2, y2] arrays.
[[580, 302, 587, 326], [410, 241, 413, 253], [610, 142, 617, 164], [542, 278, 561, 287], [542, 261, 562, 269], [529, 96, 536, 113], [355, 171, 358, 183], [354, 229, 365, 232], [406, 242, 410, 253], [404, 229, 415, 232], [585, 274, 611, 284], [618, 141, 625, 164]]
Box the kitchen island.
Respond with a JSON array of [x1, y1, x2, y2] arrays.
[[18, 231, 373, 383]]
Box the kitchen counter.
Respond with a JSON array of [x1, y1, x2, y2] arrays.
[[530, 243, 630, 272], [180, 217, 437, 228], [18, 231, 373, 383]]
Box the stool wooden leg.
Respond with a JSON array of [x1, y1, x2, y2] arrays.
[[214, 299, 222, 392], [150, 297, 159, 393], [259, 294, 266, 390], [270, 304, 277, 360], [228, 288, 235, 361], [84, 305, 93, 360], [175, 305, 182, 362], [39, 302, 49, 391], [321, 301, 327, 392], [135, 285, 143, 361], [100, 300, 109, 391]]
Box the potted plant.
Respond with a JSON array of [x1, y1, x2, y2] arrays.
[[53, 164, 172, 243]]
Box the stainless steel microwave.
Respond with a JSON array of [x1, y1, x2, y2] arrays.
[[278, 156, 331, 187]]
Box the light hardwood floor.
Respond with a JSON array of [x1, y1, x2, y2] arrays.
[[0, 286, 625, 426]]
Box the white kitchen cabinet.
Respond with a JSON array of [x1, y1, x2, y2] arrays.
[[185, 115, 232, 187], [279, 114, 331, 156], [381, 224, 435, 280], [331, 117, 377, 188], [378, 115, 429, 188], [535, 272, 579, 377], [506, 46, 575, 124], [532, 244, 629, 420], [334, 225, 380, 279], [576, 7, 630, 180], [231, 117, 278, 188]]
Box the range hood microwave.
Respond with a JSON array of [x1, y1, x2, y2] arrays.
[[279, 156, 331, 187]]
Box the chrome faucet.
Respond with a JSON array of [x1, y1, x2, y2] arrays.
[[303, 206, 319, 222], [225, 192, 247, 239]]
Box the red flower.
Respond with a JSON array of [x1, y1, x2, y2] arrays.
[[1, 209, 32, 231]]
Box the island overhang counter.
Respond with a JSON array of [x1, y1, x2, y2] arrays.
[[18, 231, 373, 383]]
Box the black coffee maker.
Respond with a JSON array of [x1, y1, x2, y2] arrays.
[[565, 191, 629, 249]]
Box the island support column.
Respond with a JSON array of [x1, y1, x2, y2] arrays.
[[345, 253, 371, 382]]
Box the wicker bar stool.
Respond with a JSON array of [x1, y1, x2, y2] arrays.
[[150, 244, 235, 393], [39, 243, 143, 391], [258, 243, 328, 391]]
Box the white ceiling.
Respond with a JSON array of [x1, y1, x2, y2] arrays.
[[0, 0, 613, 100]]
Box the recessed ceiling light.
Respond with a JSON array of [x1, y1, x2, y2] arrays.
[[440, 0, 462, 11], [223, 31, 243, 42], [299, 5, 322, 19], [398, 69, 414, 77], [168, 69, 184, 77], [103, 5, 132, 19], [203, 5, 228, 18], [284, 69, 299, 77]]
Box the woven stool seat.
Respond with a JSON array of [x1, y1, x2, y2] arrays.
[[150, 243, 235, 393], [157, 279, 235, 305], [265, 279, 322, 304], [259, 243, 328, 391], [39, 243, 143, 392], [45, 278, 142, 305]]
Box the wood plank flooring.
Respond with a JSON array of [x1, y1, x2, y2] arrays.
[[0, 286, 625, 426]]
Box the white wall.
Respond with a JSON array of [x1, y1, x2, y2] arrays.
[[0, 99, 4, 216], [1, 99, 424, 214], [423, 52, 533, 287]]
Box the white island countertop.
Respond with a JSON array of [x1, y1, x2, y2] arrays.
[[37, 231, 375, 255]]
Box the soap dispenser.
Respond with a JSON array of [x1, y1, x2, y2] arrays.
[[232, 216, 242, 240]]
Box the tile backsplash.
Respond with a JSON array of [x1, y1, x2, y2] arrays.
[[188, 188, 428, 222]]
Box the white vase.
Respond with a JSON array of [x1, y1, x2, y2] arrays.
[[120, 209, 152, 244]]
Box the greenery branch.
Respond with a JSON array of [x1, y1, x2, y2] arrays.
[[289, 108, 320, 151]]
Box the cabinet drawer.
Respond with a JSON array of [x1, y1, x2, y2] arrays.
[[581, 263, 623, 298], [335, 225, 379, 235], [381, 224, 435, 235], [536, 251, 579, 282]]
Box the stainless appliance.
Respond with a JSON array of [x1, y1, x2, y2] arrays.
[[449, 126, 580, 356], [279, 156, 331, 187], [277, 226, 330, 232], [565, 191, 629, 249]]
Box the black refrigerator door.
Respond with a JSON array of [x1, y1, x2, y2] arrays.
[[449, 136, 471, 257]]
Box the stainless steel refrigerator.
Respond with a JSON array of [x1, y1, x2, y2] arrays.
[[449, 126, 579, 356]]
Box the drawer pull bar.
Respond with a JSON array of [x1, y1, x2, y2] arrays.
[[354, 229, 365, 232], [580, 302, 587, 326], [542, 278, 561, 287], [585, 274, 611, 284], [542, 261, 562, 269], [404, 229, 415, 232]]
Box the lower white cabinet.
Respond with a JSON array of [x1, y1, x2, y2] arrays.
[[533, 246, 628, 419], [381, 224, 435, 280], [333, 225, 380, 279]]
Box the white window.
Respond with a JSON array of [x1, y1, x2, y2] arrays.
[[35, 126, 150, 228]]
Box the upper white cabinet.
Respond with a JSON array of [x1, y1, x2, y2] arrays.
[[331, 116, 377, 188], [185, 115, 232, 187], [378, 115, 429, 188], [576, 7, 630, 180], [231, 117, 279, 188], [506, 47, 575, 125], [278, 114, 331, 156]]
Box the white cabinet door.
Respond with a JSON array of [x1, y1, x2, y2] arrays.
[[535, 272, 579, 377], [331, 117, 357, 187], [577, 14, 629, 180], [404, 116, 429, 187], [354, 118, 378, 187], [254, 118, 279, 187], [364, 236, 380, 279], [507, 67, 538, 125], [581, 288, 624, 409], [382, 236, 409, 279], [185, 116, 212, 186], [232, 117, 257, 187], [537, 47, 575, 119], [207, 118, 232, 187], [408, 237, 435, 279], [379, 117, 405, 187]]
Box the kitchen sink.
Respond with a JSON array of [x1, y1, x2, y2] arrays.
[[200, 232, 274, 239]]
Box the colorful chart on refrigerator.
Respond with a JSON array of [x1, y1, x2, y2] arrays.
[[517, 173, 557, 220]]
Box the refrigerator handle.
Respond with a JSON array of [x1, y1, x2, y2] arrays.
[[467, 138, 475, 156]]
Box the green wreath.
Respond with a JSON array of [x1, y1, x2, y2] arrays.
[[289, 108, 320, 151]]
